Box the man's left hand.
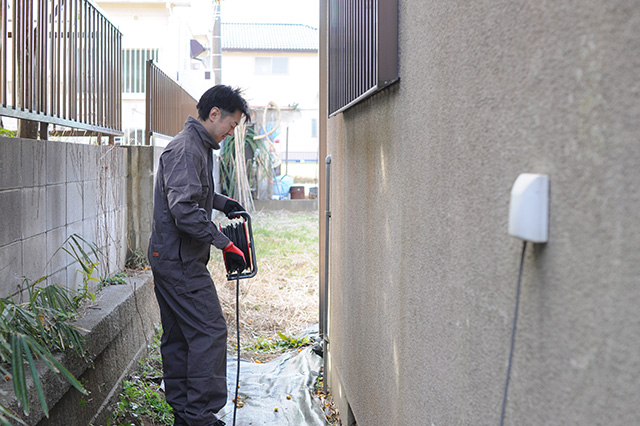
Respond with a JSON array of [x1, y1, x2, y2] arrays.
[[223, 198, 245, 219]]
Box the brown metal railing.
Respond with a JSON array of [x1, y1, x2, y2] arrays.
[[0, 0, 122, 135], [328, 0, 399, 116], [145, 59, 197, 145]]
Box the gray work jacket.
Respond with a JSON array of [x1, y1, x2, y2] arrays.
[[148, 116, 230, 294]]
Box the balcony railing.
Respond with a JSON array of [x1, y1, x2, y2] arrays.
[[328, 0, 399, 116], [0, 0, 122, 136], [145, 59, 197, 145]]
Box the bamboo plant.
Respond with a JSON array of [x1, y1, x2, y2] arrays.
[[0, 234, 99, 424]]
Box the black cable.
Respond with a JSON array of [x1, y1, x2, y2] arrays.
[[233, 273, 240, 426], [221, 215, 253, 426], [500, 241, 527, 426], [222, 221, 251, 272]]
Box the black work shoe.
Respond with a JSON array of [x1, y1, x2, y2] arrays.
[[210, 420, 225, 426]]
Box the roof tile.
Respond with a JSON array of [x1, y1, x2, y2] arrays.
[[222, 23, 318, 51]]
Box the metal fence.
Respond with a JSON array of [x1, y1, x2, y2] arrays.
[[124, 48, 158, 93], [328, 0, 399, 116], [0, 0, 122, 136], [145, 59, 197, 145]]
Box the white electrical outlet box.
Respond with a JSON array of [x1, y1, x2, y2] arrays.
[[508, 173, 549, 243]]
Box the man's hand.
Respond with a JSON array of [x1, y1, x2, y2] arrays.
[[223, 198, 245, 219], [223, 242, 247, 273]]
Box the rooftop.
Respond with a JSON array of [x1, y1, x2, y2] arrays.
[[222, 23, 319, 52]]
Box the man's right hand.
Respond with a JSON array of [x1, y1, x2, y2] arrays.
[[223, 242, 247, 273]]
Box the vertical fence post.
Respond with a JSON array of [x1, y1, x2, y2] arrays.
[[145, 59, 152, 145]]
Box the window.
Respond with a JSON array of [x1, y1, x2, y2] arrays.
[[328, 0, 399, 116], [311, 118, 318, 138], [123, 49, 159, 93], [272, 57, 289, 74], [255, 57, 289, 75], [124, 128, 144, 145]]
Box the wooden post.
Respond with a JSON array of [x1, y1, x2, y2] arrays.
[[39, 122, 49, 140], [17, 119, 38, 139]]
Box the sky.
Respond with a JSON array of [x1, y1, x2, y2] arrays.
[[219, 0, 320, 28]]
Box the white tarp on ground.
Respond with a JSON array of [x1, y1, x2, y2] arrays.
[[219, 346, 328, 426]]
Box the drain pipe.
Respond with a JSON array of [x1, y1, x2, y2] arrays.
[[320, 155, 331, 394], [322, 155, 331, 394]]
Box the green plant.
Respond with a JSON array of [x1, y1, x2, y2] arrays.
[[0, 128, 16, 137], [100, 272, 128, 288], [276, 332, 310, 349], [109, 379, 173, 426], [138, 326, 164, 381], [219, 126, 276, 199], [125, 249, 149, 270], [0, 233, 110, 423], [0, 280, 88, 421], [0, 406, 25, 426], [107, 326, 173, 426], [252, 335, 277, 351], [248, 333, 310, 353], [60, 234, 101, 304]]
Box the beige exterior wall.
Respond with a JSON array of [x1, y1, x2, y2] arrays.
[[321, 1, 640, 425]]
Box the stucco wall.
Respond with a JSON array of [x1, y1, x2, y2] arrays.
[[323, 1, 640, 425], [0, 137, 127, 298]]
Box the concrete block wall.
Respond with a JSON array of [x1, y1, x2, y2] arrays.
[[0, 137, 128, 298], [0, 272, 160, 426], [124, 145, 163, 260]]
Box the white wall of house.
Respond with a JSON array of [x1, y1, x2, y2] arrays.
[[98, 0, 216, 144]]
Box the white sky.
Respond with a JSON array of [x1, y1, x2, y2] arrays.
[[219, 0, 320, 28]]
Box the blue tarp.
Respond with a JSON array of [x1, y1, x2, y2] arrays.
[[272, 175, 294, 199]]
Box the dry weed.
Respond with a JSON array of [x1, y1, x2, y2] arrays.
[[208, 210, 319, 360]]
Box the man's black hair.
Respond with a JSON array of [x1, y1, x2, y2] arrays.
[[196, 85, 250, 122]]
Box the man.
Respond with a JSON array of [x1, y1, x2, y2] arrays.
[[148, 85, 249, 426]]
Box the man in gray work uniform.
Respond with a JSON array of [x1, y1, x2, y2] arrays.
[[148, 85, 249, 426]]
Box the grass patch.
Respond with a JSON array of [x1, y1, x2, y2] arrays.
[[209, 210, 319, 361], [249, 332, 310, 353]]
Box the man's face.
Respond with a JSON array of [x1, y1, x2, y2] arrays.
[[208, 107, 243, 143]]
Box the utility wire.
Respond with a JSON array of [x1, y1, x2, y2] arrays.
[[500, 241, 527, 426]]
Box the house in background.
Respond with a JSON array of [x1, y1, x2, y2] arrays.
[[221, 22, 319, 183], [97, 0, 219, 145], [94, 2, 319, 183]]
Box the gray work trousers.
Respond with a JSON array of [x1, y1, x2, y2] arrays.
[[153, 274, 228, 426]]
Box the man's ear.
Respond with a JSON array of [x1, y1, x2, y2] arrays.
[[209, 107, 220, 121]]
